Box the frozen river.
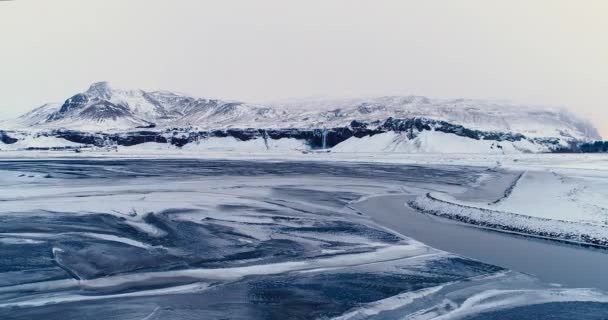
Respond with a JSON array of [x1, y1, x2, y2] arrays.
[[1, 159, 607, 319], [355, 195, 608, 291]]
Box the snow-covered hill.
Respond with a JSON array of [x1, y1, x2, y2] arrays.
[[4, 82, 600, 141]]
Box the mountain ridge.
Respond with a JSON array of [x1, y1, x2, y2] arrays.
[[2, 82, 601, 142]]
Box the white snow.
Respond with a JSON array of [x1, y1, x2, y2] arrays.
[[412, 168, 608, 241], [270, 95, 599, 140], [0, 136, 84, 150], [40, 116, 150, 131], [332, 131, 548, 154], [489, 171, 608, 225], [0, 103, 61, 129], [181, 137, 308, 152], [116, 142, 177, 152], [333, 284, 448, 320], [411, 192, 608, 246], [114, 137, 308, 153]]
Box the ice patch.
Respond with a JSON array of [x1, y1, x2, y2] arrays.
[[333, 284, 448, 320]]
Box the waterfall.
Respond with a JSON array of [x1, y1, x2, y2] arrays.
[[262, 130, 270, 150], [322, 129, 328, 149]]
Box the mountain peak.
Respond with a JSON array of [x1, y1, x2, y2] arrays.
[[86, 81, 113, 99]]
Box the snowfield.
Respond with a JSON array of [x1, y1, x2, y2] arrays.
[[410, 192, 608, 247], [408, 166, 608, 247], [181, 137, 308, 152], [486, 170, 608, 225], [0, 136, 84, 151], [331, 131, 550, 154]]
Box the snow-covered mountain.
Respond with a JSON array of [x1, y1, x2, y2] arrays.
[[4, 82, 600, 142], [6, 82, 280, 132], [0, 82, 602, 154], [273, 96, 601, 141]]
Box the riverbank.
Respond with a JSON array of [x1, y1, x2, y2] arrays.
[[353, 194, 608, 290]]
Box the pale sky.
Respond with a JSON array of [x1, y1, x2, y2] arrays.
[[1, 0, 606, 137]]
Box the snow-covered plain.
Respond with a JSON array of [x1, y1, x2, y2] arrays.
[[180, 137, 308, 152], [406, 159, 608, 247], [457, 170, 608, 225], [3, 146, 608, 170]]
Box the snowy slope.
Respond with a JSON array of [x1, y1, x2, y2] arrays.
[[6, 82, 279, 131], [331, 131, 549, 154], [4, 103, 61, 128], [22, 103, 62, 124], [6, 82, 600, 143], [271, 96, 600, 140]]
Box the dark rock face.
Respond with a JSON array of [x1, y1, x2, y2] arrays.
[[80, 101, 133, 121], [381, 118, 526, 142], [50, 130, 167, 147], [579, 141, 608, 153], [0, 131, 18, 144], [50, 94, 90, 121], [37, 117, 539, 150]]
